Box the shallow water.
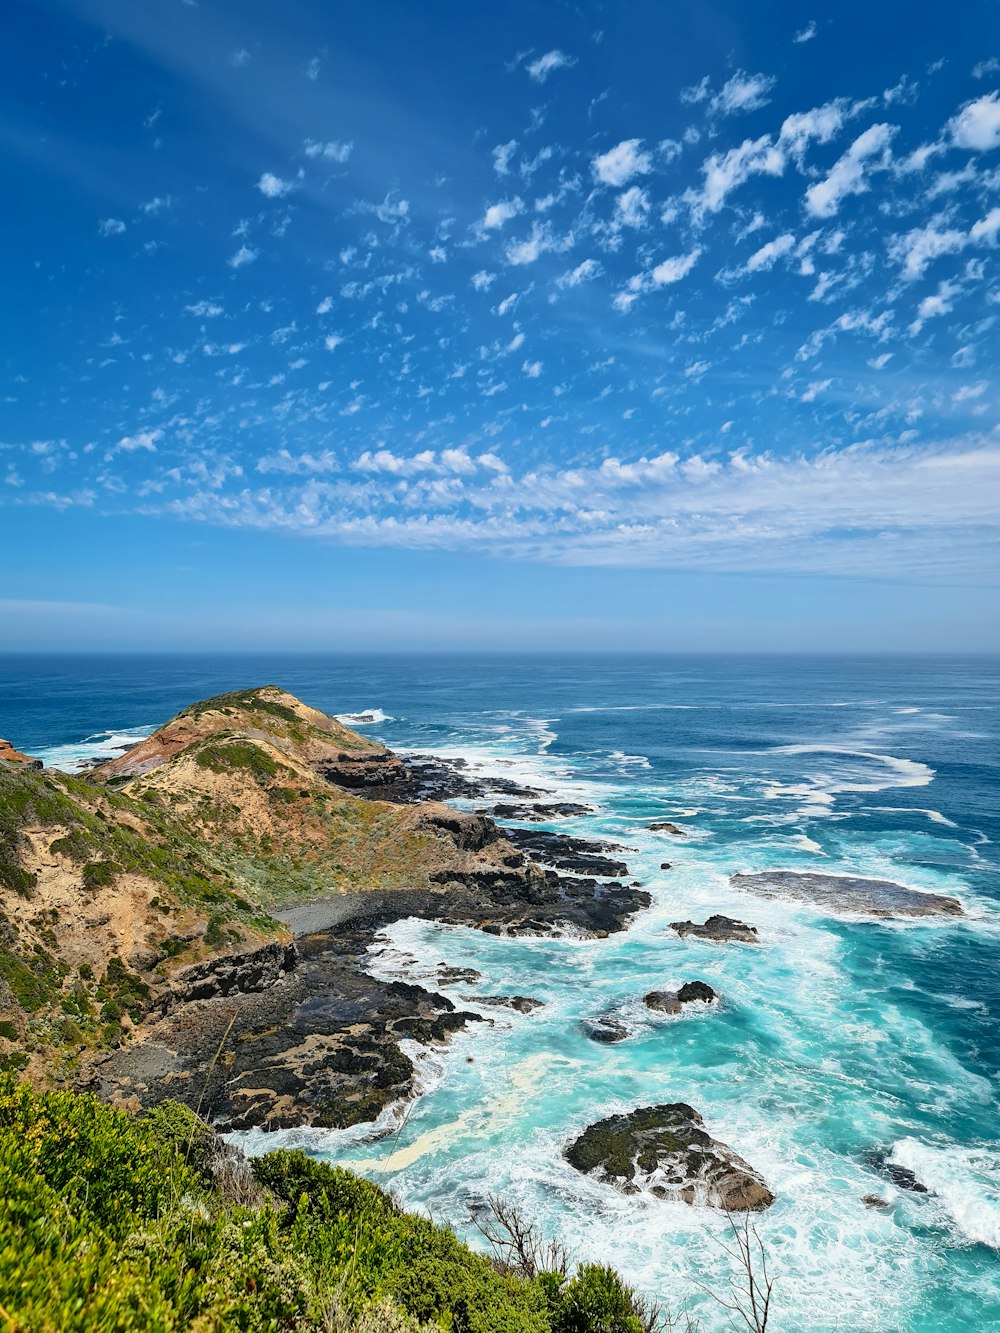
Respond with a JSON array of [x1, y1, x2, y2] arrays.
[[4, 653, 998, 1330]]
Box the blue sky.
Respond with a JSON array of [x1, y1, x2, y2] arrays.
[[3, 0, 1000, 650]]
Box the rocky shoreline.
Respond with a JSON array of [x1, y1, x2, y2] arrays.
[[85, 744, 652, 1133]]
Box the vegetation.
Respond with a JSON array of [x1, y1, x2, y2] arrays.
[[0, 1077, 660, 1332]]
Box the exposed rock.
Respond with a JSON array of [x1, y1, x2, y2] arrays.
[[643, 992, 682, 1015], [649, 822, 688, 836], [436, 964, 482, 986], [407, 804, 500, 853], [387, 755, 546, 804], [168, 941, 298, 1005], [731, 870, 963, 918], [565, 1104, 774, 1211], [466, 995, 544, 1013], [503, 828, 631, 879], [582, 1016, 630, 1043], [491, 802, 595, 821], [660, 863, 672, 871], [0, 739, 41, 769], [862, 1150, 929, 1193], [670, 915, 759, 943], [677, 981, 717, 1003], [862, 1194, 891, 1209], [644, 981, 717, 1014]]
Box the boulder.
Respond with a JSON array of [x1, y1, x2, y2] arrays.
[[649, 822, 688, 836], [565, 1104, 774, 1211], [581, 1016, 630, 1043], [670, 915, 759, 944], [645, 981, 716, 1013]]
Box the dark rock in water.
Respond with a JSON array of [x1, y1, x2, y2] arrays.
[[862, 1194, 891, 1209], [644, 992, 682, 1015], [388, 755, 547, 804], [862, 1150, 929, 1193], [565, 1104, 774, 1211], [581, 1016, 630, 1043], [660, 863, 672, 871], [677, 981, 716, 1003], [466, 995, 544, 1014], [731, 870, 963, 918], [436, 965, 482, 986], [645, 981, 717, 1013], [670, 915, 759, 943], [504, 828, 631, 878], [491, 802, 595, 822], [649, 822, 688, 836]]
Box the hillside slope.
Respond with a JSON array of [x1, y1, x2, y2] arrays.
[[0, 687, 548, 1088]]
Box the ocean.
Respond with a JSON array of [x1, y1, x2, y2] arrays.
[[2, 653, 998, 1331]]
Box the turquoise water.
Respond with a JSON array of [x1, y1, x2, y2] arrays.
[[3, 654, 998, 1330]]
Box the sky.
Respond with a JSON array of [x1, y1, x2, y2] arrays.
[[2, 0, 1000, 651]]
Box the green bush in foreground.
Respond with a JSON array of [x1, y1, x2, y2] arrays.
[[0, 1077, 656, 1332]]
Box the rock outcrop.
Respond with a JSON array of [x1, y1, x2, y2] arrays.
[[644, 981, 717, 1014], [0, 739, 41, 769], [670, 915, 759, 943], [731, 870, 963, 918], [565, 1104, 774, 1211], [649, 822, 688, 836]]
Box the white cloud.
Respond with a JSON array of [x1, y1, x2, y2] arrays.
[[972, 58, 1000, 79], [557, 258, 602, 287], [890, 223, 966, 280], [505, 221, 568, 265], [614, 186, 650, 229], [522, 360, 542, 377], [794, 21, 817, 42], [472, 270, 497, 291], [98, 218, 125, 236], [324, 334, 345, 350], [185, 300, 223, 317], [680, 76, 710, 105], [316, 296, 333, 314], [592, 139, 652, 187], [493, 140, 517, 175], [909, 279, 960, 333], [257, 172, 293, 198], [779, 99, 854, 162], [481, 199, 524, 229], [228, 245, 259, 268], [949, 92, 1000, 151], [116, 429, 161, 452], [710, 71, 776, 116], [685, 136, 785, 219], [804, 122, 896, 217], [303, 139, 352, 162], [970, 206, 1000, 245], [651, 248, 702, 285], [745, 232, 797, 271], [800, 377, 831, 401], [526, 49, 576, 82]]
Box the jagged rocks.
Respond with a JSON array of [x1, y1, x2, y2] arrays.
[[670, 915, 759, 943], [491, 802, 595, 821], [565, 1104, 774, 1211], [862, 1150, 929, 1193], [166, 941, 298, 1005], [731, 870, 963, 918], [649, 822, 688, 836], [503, 828, 631, 878], [645, 981, 717, 1013]]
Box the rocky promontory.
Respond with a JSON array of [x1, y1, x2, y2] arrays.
[[1, 685, 652, 1128], [564, 1104, 774, 1211]]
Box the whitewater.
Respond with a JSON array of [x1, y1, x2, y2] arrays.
[[7, 652, 999, 1331]]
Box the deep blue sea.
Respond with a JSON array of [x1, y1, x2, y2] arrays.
[[2, 654, 998, 1332]]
